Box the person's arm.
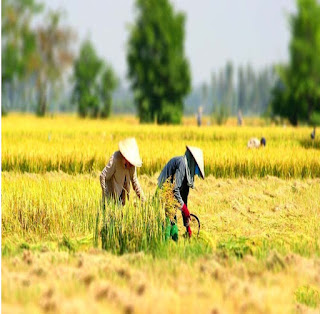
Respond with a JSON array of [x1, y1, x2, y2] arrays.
[[100, 153, 116, 195], [173, 165, 191, 237], [173, 167, 185, 208], [131, 167, 145, 201]]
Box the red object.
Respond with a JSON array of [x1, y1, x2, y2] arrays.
[[187, 226, 192, 238], [181, 203, 190, 218], [181, 203, 190, 227]]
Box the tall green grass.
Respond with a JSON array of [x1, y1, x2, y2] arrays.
[[96, 196, 213, 257], [98, 197, 165, 254], [295, 285, 320, 308]]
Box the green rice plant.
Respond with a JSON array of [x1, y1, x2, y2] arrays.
[[295, 285, 320, 308], [153, 237, 213, 260], [158, 179, 180, 222], [59, 235, 76, 253], [99, 196, 165, 255], [217, 237, 253, 259]]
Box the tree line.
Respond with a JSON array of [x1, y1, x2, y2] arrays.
[[271, 0, 320, 126], [2, 1, 74, 116], [2, 0, 320, 125], [185, 63, 276, 117], [2, 0, 118, 118]]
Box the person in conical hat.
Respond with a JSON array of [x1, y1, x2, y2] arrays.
[[247, 137, 266, 149], [157, 145, 205, 240], [100, 138, 145, 206]]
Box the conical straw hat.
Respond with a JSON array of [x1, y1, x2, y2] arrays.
[[186, 145, 205, 179], [119, 138, 142, 167]]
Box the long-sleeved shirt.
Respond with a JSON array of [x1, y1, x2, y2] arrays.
[[100, 151, 145, 205], [157, 156, 189, 208]]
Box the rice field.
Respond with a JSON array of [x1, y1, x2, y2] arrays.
[[2, 114, 320, 177], [2, 114, 320, 313]]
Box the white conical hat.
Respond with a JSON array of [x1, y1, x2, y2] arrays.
[[186, 145, 205, 179], [119, 138, 142, 167]]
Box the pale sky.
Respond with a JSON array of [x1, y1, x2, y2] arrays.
[[44, 0, 296, 86]]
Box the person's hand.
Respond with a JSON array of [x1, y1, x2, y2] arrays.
[[187, 225, 192, 238], [181, 203, 190, 226]]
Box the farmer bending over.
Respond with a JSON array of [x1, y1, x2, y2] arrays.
[[100, 138, 145, 206], [247, 137, 266, 149], [158, 146, 205, 241]]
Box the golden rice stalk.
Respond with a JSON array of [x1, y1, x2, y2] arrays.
[[159, 179, 180, 222]]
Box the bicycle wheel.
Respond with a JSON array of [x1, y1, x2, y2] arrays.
[[189, 213, 200, 237]]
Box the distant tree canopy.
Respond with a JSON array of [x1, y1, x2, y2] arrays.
[[2, 0, 118, 117], [2, 0, 43, 114], [272, 0, 320, 126], [2, 0, 43, 82], [35, 10, 74, 116], [72, 40, 118, 118], [2, 0, 74, 116], [127, 0, 191, 124], [184, 63, 276, 117]]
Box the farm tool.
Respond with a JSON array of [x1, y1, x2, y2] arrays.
[[186, 213, 201, 237]]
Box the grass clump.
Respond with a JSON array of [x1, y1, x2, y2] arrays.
[[99, 197, 165, 255], [58, 235, 76, 253], [217, 237, 253, 259], [295, 285, 320, 308], [98, 185, 213, 259]]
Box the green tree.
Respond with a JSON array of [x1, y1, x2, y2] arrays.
[[100, 64, 118, 118], [257, 67, 275, 115], [201, 83, 208, 108], [237, 67, 245, 112], [272, 0, 320, 125], [127, 0, 190, 124], [211, 73, 218, 110], [72, 40, 102, 117], [1, 0, 43, 113], [35, 10, 74, 116], [223, 61, 235, 114], [72, 40, 118, 118]]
